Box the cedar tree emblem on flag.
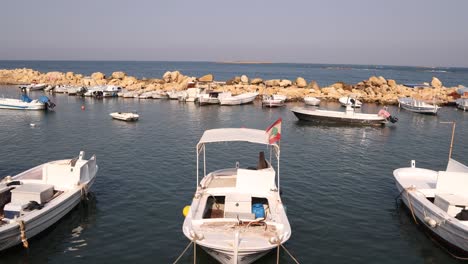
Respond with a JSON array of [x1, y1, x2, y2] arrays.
[[266, 118, 282, 144]]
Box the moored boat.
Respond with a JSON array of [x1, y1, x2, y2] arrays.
[[197, 91, 231, 105], [291, 105, 397, 126], [0, 94, 55, 110], [398, 97, 440, 114], [110, 112, 139, 121], [339, 96, 362, 108], [262, 95, 286, 107], [182, 122, 291, 264], [456, 98, 468, 111], [219, 92, 258, 105], [0, 151, 98, 251], [18, 83, 47, 91], [304, 97, 320, 106], [394, 125, 468, 258]]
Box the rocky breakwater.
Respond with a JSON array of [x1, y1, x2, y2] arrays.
[[0, 68, 461, 104]]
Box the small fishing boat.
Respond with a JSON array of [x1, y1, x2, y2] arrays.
[[0, 95, 55, 110], [197, 91, 231, 105], [398, 97, 440, 114], [456, 98, 468, 111], [219, 92, 258, 105], [178, 88, 204, 102], [167, 90, 184, 100], [394, 124, 468, 258], [0, 151, 98, 251], [339, 96, 362, 108], [110, 112, 139, 121], [304, 97, 320, 106], [291, 105, 397, 126], [18, 83, 47, 91], [182, 122, 291, 264], [262, 95, 286, 107]]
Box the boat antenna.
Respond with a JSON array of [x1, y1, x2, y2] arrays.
[[440, 121, 456, 160]]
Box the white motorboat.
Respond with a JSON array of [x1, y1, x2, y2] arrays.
[[66, 86, 87, 96], [19, 83, 47, 91], [53, 85, 69, 93], [394, 126, 468, 258], [339, 96, 362, 108], [197, 91, 231, 105], [304, 97, 321, 106], [398, 97, 440, 114], [262, 95, 286, 107], [179, 88, 204, 102], [110, 112, 139, 121], [167, 90, 184, 100], [291, 105, 398, 125], [219, 92, 258, 105], [182, 125, 291, 264], [0, 151, 98, 251], [0, 95, 55, 110], [456, 98, 468, 111], [84, 85, 121, 97]]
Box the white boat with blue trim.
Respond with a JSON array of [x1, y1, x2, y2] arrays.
[[0, 151, 98, 251], [182, 124, 291, 264], [398, 97, 440, 114], [0, 95, 55, 110]]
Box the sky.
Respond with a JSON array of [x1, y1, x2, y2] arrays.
[[1, 0, 467, 67]]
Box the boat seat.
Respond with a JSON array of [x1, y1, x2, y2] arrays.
[[224, 193, 254, 220]]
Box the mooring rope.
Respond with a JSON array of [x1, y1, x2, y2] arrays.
[[281, 244, 300, 264], [405, 187, 419, 225], [172, 241, 193, 264], [17, 220, 29, 248]]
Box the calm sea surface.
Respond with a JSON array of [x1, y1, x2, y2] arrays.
[[0, 61, 468, 264]]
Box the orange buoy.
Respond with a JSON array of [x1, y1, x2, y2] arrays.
[[81, 105, 85, 110]]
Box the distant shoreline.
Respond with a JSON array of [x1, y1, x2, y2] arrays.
[[216, 61, 273, 65]]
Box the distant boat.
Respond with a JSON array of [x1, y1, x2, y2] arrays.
[[262, 95, 286, 107], [456, 98, 468, 111], [0, 94, 55, 110], [219, 92, 258, 105], [304, 97, 320, 106], [18, 83, 47, 91], [0, 151, 98, 252], [339, 96, 362, 108], [110, 112, 139, 121], [398, 97, 440, 114], [403, 83, 431, 88], [197, 91, 231, 105], [291, 105, 397, 126]]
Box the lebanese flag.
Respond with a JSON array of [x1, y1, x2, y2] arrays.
[[266, 118, 282, 144]]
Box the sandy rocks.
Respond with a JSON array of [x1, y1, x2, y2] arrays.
[[112, 71, 126, 79], [296, 77, 307, 88], [251, 78, 263, 85], [431, 77, 442, 89], [241, 75, 249, 84], [279, 79, 292, 87], [121, 76, 138, 87], [91, 72, 105, 80], [199, 74, 213, 82]]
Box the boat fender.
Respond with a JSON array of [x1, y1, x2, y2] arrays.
[[183, 205, 190, 217], [423, 216, 438, 228]]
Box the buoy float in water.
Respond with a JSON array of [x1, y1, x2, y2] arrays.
[[81, 105, 85, 110], [30, 123, 36, 127], [183, 205, 190, 217]]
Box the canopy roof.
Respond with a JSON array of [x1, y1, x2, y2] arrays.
[[197, 128, 277, 147]]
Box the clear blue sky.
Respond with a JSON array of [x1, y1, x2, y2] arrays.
[[1, 0, 467, 67]]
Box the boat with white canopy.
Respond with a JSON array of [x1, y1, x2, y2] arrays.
[[394, 123, 468, 258], [0, 151, 98, 251], [182, 123, 291, 264]]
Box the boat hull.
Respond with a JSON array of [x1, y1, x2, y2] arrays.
[[292, 108, 386, 126], [219, 94, 258, 105], [400, 104, 439, 114], [262, 99, 284, 107], [396, 181, 468, 257], [202, 245, 271, 264], [0, 100, 46, 110]]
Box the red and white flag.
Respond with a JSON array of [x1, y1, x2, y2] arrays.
[[266, 118, 282, 144]]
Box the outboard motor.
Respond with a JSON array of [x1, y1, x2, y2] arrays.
[[38, 96, 56, 109], [378, 108, 398, 123]]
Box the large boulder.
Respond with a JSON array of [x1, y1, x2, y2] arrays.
[[279, 79, 292, 87], [265, 79, 280, 87], [251, 78, 263, 85], [387, 79, 397, 89], [240, 75, 249, 84], [91, 72, 105, 80], [199, 74, 214, 82], [121, 76, 138, 87], [112, 71, 126, 79], [296, 77, 307, 88], [431, 77, 442, 89], [308, 80, 320, 91], [162, 71, 172, 83], [369, 76, 386, 87], [171, 71, 181, 83]]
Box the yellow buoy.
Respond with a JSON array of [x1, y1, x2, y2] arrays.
[[183, 205, 190, 217]]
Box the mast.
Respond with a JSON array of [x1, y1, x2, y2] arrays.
[[441, 121, 456, 161]]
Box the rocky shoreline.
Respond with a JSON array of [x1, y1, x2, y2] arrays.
[[0, 68, 464, 105]]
